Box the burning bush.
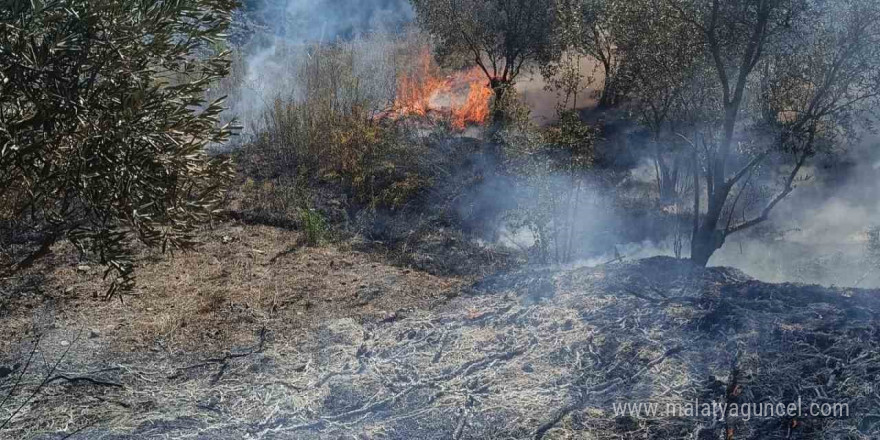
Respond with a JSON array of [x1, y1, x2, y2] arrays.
[[233, 39, 438, 231], [394, 47, 446, 117], [449, 70, 493, 130], [232, 32, 503, 228], [231, 33, 614, 271], [391, 46, 492, 131]]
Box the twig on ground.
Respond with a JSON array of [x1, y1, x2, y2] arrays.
[[59, 417, 103, 440], [533, 345, 684, 439], [45, 374, 122, 388], [169, 326, 267, 381], [0, 333, 41, 412], [1, 327, 83, 430]]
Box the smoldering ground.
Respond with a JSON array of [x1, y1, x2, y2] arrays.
[[712, 137, 880, 287], [222, 1, 880, 288], [8, 2, 880, 439]]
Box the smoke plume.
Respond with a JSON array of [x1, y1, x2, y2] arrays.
[[227, 2, 880, 288]]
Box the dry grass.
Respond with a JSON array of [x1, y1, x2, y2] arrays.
[[31, 223, 462, 353], [0, 221, 468, 438], [231, 35, 439, 219], [2, 245, 880, 439]]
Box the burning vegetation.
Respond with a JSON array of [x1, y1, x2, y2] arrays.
[[5, 0, 880, 439], [392, 48, 492, 130]]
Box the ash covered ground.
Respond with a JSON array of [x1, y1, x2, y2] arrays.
[[5, 2, 880, 439], [3, 233, 879, 439]]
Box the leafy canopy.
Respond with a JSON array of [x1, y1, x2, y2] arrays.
[[409, 0, 559, 90], [0, 0, 238, 297]]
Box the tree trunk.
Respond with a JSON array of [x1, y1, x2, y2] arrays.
[[690, 191, 729, 266], [597, 80, 617, 110], [489, 79, 512, 128], [690, 227, 724, 266], [689, 102, 739, 266]]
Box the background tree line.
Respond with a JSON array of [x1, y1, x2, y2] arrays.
[[3, 0, 880, 293], [411, 0, 880, 265]]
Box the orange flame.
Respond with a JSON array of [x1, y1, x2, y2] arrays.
[[394, 48, 447, 116], [450, 68, 492, 130], [393, 49, 491, 131]]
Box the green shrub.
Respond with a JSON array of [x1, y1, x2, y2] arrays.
[[299, 208, 327, 246], [234, 37, 437, 222], [0, 0, 237, 297]]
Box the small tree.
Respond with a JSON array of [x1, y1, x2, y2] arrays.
[[409, 0, 559, 118], [0, 0, 237, 297], [617, 0, 703, 204], [553, 0, 631, 109], [669, 0, 880, 266]]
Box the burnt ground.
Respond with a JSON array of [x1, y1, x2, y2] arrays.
[[2, 223, 880, 439]]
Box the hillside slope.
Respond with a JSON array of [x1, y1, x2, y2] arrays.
[[1, 225, 879, 439]]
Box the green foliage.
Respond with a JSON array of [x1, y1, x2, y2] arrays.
[[409, 0, 560, 97], [486, 87, 535, 139], [0, 0, 237, 297], [235, 39, 434, 231], [544, 110, 596, 171], [298, 208, 327, 246]]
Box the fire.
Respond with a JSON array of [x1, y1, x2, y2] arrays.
[[450, 68, 492, 130], [394, 48, 447, 116], [393, 49, 492, 130]]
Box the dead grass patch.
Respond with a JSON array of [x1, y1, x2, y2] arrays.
[[2, 221, 466, 355]]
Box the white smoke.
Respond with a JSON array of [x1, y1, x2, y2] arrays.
[[223, 1, 880, 289], [222, 0, 414, 141], [711, 141, 880, 287]]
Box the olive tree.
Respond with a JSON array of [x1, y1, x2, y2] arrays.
[[553, 0, 636, 109], [618, 0, 704, 203], [0, 0, 237, 297], [663, 0, 880, 265], [408, 0, 559, 107]]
